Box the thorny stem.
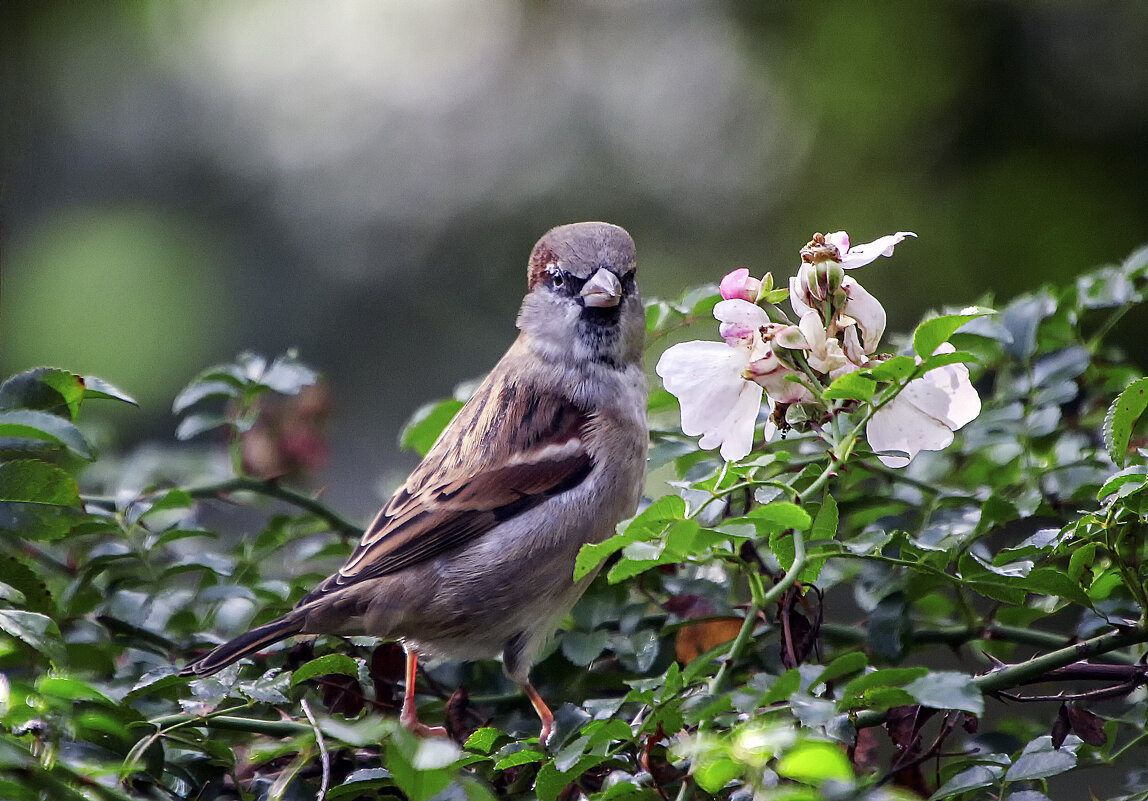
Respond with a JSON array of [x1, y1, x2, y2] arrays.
[[851, 624, 1148, 732], [708, 530, 807, 698]]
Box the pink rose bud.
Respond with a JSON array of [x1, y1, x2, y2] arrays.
[[719, 268, 763, 302]]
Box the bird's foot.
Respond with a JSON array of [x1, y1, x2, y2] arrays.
[[399, 708, 449, 738]]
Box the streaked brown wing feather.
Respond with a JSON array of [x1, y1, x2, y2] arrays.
[[302, 370, 592, 601]]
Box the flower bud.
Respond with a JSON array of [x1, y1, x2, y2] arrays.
[[719, 268, 764, 303]]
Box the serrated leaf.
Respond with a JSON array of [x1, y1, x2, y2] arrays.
[[745, 502, 811, 534], [0, 555, 56, 616], [0, 410, 94, 460], [0, 368, 86, 419], [811, 496, 838, 541], [813, 651, 867, 688], [913, 309, 993, 358], [290, 653, 360, 686], [81, 375, 138, 406], [1104, 377, 1148, 467], [842, 667, 929, 700], [0, 609, 63, 662], [494, 749, 546, 770], [865, 356, 917, 382], [823, 372, 876, 401], [575, 495, 686, 581], [905, 671, 983, 715], [928, 763, 1006, 800], [1004, 736, 1077, 781], [464, 727, 502, 754], [0, 459, 82, 507]]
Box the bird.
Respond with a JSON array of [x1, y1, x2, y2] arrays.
[[181, 222, 649, 743]]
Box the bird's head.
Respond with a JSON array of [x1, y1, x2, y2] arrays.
[[518, 222, 643, 369]]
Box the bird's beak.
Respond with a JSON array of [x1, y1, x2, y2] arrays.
[[580, 268, 622, 308]]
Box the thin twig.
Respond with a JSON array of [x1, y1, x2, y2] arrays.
[[300, 699, 330, 801]]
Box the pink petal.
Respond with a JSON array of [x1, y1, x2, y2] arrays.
[[719, 268, 763, 302]]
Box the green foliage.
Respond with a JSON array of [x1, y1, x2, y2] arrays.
[[2, 247, 1148, 799]]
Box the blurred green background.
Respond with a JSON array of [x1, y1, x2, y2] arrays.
[[2, 1, 1146, 517]]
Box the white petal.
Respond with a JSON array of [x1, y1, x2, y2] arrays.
[[714, 298, 770, 328], [656, 341, 750, 438], [798, 311, 826, 349], [841, 277, 886, 353], [866, 396, 955, 468], [789, 275, 814, 318], [825, 231, 850, 258], [909, 356, 981, 430], [774, 324, 809, 350], [839, 231, 917, 270], [841, 326, 867, 366], [713, 382, 764, 462]]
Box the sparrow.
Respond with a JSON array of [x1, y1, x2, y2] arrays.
[[181, 222, 648, 743]]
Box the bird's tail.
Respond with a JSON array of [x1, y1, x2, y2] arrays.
[[180, 610, 306, 677]]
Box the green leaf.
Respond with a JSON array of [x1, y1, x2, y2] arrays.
[[0, 460, 84, 540], [575, 495, 686, 581], [928, 762, 1007, 800], [775, 740, 854, 785], [400, 399, 465, 457], [464, 727, 502, 754], [0, 410, 95, 460], [693, 756, 740, 794], [823, 372, 876, 401], [1103, 377, 1148, 467], [918, 350, 980, 371], [1097, 466, 1147, 502], [0, 609, 63, 662], [842, 668, 929, 701], [762, 287, 790, 305], [494, 749, 547, 770], [812, 652, 867, 688], [865, 356, 917, 382], [745, 502, 812, 535], [560, 630, 609, 665], [80, 376, 137, 406], [913, 309, 993, 358], [1019, 567, 1091, 607], [0, 555, 56, 616], [811, 496, 838, 541], [585, 718, 633, 745], [1004, 736, 1077, 781], [386, 737, 455, 801], [290, 653, 360, 686], [762, 668, 803, 705], [905, 672, 984, 715], [0, 368, 86, 419]]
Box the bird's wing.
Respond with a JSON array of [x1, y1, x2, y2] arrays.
[[304, 377, 592, 600]]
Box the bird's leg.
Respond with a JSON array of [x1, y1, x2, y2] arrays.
[[523, 681, 554, 745], [400, 648, 447, 738]]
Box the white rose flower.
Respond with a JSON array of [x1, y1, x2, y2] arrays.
[[866, 343, 981, 468]]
